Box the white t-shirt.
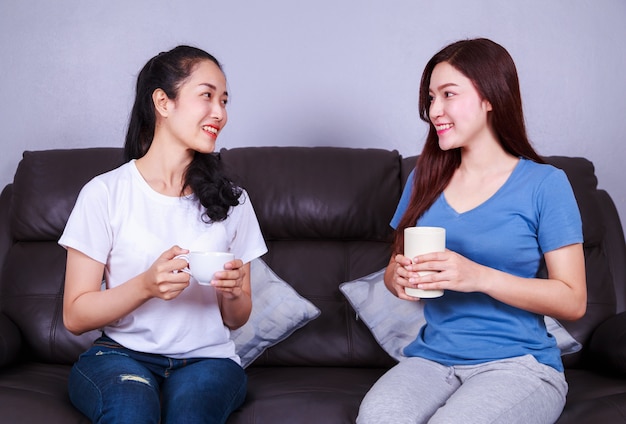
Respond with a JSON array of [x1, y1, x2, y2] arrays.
[[59, 160, 267, 363]]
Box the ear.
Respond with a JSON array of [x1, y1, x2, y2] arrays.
[[152, 88, 170, 118], [483, 99, 493, 112]]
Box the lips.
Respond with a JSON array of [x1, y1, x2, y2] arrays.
[[435, 123, 454, 135], [202, 125, 219, 138]]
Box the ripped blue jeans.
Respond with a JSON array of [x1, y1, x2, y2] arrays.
[[68, 335, 247, 424]]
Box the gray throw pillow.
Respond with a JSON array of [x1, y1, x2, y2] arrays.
[[232, 258, 321, 368]]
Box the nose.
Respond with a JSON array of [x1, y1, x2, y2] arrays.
[[429, 96, 443, 120], [211, 102, 225, 122]]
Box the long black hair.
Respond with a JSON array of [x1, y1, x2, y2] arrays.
[[124, 45, 242, 222]]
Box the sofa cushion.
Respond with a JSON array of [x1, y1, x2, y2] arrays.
[[232, 258, 320, 367], [0, 313, 20, 367], [0, 242, 99, 363], [228, 366, 387, 424], [588, 311, 626, 376]]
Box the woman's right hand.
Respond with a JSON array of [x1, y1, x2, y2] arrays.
[[384, 254, 420, 301], [141, 245, 191, 300]]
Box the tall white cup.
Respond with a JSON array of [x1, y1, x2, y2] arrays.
[[403, 226, 445, 298]]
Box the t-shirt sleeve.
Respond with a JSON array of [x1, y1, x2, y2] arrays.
[[227, 190, 268, 265], [390, 169, 415, 230], [58, 178, 112, 264], [536, 168, 583, 253]]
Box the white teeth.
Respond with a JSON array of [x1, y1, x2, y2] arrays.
[[202, 126, 218, 134], [436, 123, 453, 131]]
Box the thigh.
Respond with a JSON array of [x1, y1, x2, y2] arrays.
[[430, 355, 568, 424], [161, 358, 247, 424], [69, 344, 161, 424], [357, 357, 460, 424]]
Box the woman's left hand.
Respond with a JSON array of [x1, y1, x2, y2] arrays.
[[408, 249, 486, 294], [212, 259, 247, 299], [214, 260, 253, 329]]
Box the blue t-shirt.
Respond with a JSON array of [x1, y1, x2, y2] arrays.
[[391, 158, 583, 371]]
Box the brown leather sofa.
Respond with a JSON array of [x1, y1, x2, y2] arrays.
[[0, 146, 625, 423]]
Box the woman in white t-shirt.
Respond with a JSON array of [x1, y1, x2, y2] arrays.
[[59, 45, 267, 424]]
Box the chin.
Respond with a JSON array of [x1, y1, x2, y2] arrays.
[[438, 141, 456, 151], [195, 142, 216, 154]]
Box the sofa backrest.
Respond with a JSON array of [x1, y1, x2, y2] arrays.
[[543, 156, 625, 367], [1, 148, 125, 363], [221, 147, 402, 367], [0, 147, 402, 367], [0, 148, 623, 370]]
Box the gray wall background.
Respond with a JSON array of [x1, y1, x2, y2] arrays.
[[1, 0, 625, 236]]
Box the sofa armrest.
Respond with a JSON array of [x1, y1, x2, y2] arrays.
[[588, 311, 626, 376], [0, 312, 21, 367]]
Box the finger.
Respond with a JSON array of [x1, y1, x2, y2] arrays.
[[160, 286, 187, 301], [223, 259, 243, 271], [394, 254, 412, 266], [170, 271, 191, 284], [162, 245, 189, 260], [215, 266, 246, 280], [416, 251, 448, 263], [211, 280, 242, 294], [156, 281, 189, 298], [397, 289, 421, 302], [157, 257, 189, 275]]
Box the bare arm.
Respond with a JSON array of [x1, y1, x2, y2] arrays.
[[214, 261, 252, 330], [385, 243, 587, 320], [63, 245, 191, 335]]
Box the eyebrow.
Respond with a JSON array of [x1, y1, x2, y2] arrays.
[[199, 83, 228, 97], [430, 82, 459, 92]]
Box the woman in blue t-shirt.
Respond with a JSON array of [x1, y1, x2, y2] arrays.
[[357, 38, 586, 424]]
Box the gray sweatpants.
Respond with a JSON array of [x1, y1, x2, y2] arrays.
[[357, 355, 567, 424]]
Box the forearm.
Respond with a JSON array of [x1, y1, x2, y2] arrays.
[[219, 290, 252, 330], [63, 275, 150, 335], [480, 244, 586, 320], [480, 268, 586, 321]]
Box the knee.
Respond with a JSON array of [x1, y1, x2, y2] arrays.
[[357, 393, 388, 424], [70, 370, 160, 423], [107, 373, 160, 411]]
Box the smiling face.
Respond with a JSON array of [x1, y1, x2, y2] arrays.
[[160, 59, 228, 154], [428, 61, 493, 151]]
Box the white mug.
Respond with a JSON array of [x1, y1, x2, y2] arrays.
[[404, 226, 445, 298], [179, 251, 235, 285]]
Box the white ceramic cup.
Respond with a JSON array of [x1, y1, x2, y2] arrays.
[[180, 251, 235, 285], [403, 226, 445, 298]]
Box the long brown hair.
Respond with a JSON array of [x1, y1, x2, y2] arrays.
[[392, 38, 544, 254]]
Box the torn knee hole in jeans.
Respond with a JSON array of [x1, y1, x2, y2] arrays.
[[119, 374, 152, 386]]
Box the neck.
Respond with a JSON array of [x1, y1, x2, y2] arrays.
[[458, 134, 518, 176], [135, 136, 194, 196]]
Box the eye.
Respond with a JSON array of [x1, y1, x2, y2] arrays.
[[202, 92, 212, 98], [444, 91, 455, 98], [221, 98, 228, 106]]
